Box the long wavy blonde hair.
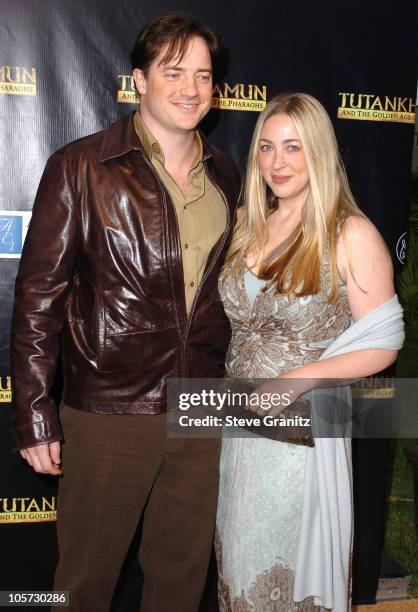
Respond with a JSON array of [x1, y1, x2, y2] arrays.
[[227, 92, 364, 301]]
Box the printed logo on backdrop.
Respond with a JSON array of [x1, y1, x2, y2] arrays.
[[396, 232, 407, 264], [211, 82, 267, 112], [351, 376, 395, 399], [0, 211, 32, 258], [338, 93, 415, 124], [0, 376, 12, 403], [117, 75, 139, 103], [0, 497, 56, 524], [0, 66, 37, 96]]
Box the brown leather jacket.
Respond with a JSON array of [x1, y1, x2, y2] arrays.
[[11, 113, 241, 451]]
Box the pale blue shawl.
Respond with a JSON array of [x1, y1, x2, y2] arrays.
[[294, 295, 405, 611]]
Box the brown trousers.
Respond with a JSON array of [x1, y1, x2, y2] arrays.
[[52, 404, 220, 612]]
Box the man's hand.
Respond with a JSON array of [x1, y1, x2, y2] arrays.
[[20, 442, 62, 475]]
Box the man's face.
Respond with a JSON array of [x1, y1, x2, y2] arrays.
[[133, 36, 213, 136]]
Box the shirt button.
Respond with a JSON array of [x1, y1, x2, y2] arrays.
[[152, 142, 161, 154], [185, 243, 189, 249], [184, 205, 187, 210], [190, 282, 195, 287]]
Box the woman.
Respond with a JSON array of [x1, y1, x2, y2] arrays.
[[216, 93, 404, 611]]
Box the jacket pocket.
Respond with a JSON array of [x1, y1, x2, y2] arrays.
[[96, 327, 179, 380]]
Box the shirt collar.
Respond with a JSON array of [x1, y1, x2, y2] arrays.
[[133, 111, 207, 168], [97, 111, 212, 163]]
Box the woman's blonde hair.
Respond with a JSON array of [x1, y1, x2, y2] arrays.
[[227, 92, 363, 301]]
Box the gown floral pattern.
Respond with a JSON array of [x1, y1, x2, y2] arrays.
[[216, 257, 351, 612]]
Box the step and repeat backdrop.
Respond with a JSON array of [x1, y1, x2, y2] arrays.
[[0, 0, 416, 607]]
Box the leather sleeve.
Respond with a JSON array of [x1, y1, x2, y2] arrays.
[[10, 150, 80, 451]]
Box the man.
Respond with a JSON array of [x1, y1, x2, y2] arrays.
[[11, 12, 240, 612]]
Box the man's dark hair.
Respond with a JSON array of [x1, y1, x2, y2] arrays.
[[130, 12, 220, 76]]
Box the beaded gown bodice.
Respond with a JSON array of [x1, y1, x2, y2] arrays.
[[218, 257, 352, 379]]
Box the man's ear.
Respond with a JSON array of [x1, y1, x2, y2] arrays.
[[133, 68, 147, 95]]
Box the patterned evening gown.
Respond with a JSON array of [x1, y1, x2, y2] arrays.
[[216, 257, 351, 612]]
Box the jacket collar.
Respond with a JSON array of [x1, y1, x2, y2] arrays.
[[98, 112, 142, 162], [98, 112, 212, 163]]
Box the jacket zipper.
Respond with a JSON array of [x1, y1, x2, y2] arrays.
[[138, 152, 232, 377], [94, 293, 105, 370]]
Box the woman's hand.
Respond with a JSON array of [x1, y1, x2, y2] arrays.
[[244, 376, 311, 417]]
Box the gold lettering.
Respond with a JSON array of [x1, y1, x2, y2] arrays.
[[338, 93, 350, 107], [239, 84, 253, 100], [397, 98, 408, 112], [363, 94, 373, 108], [253, 85, 267, 101], [21, 67, 36, 84], [17, 497, 30, 512], [0, 498, 16, 512], [224, 83, 240, 98], [118, 75, 134, 91], [370, 96, 383, 111], [0, 377, 11, 392], [384, 96, 397, 111], [359, 378, 374, 388], [212, 83, 223, 97], [212, 83, 267, 102], [26, 498, 41, 512], [349, 94, 362, 109], [6, 66, 21, 82], [42, 497, 56, 511]]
